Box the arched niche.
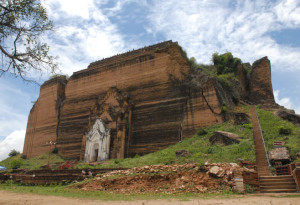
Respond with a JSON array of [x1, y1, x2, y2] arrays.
[[84, 87, 133, 159], [84, 119, 110, 162]]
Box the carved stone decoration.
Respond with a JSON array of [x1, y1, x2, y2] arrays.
[[87, 87, 133, 159], [84, 119, 111, 162]]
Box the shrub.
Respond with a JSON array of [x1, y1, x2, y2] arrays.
[[244, 184, 256, 193], [221, 105, 227, 113], [52, 147, 58, 154], [212, 52, 241, 75], [8, 149, 20, 157], [279, 126, 292, 135], [49, 74, 69, 80], [10, 159, 23, 169], [21, 154, 27, 159], [197, 128, 207, 136]]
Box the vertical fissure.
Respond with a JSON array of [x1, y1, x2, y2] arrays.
[[201, 89, 219, 122]]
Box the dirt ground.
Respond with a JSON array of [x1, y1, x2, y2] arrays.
[[0, 191, 299, 205]]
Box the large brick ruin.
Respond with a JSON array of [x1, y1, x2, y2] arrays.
[[23, 40, 275, 161]]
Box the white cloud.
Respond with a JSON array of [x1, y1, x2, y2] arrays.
[[274, 90, 300, 114], [274, 90, 293, 108], [0, 130, 25, 161], [57, 0, 94, 19], [42, 0, 128, 75], [295, 107, 300, 115], [275, 0, 300, 27], [147, 0, 300, 71]]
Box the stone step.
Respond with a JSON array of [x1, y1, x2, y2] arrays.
[[259, 175, 297, 193], [251, 105, 271, 177], [260, 175, 293, 178], [260, 176, 295, 182], [260, 189, 297, 193], [260, 179, 296, 184], [260, 184, 297, 189]]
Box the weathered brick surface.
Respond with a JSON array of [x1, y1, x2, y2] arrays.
[[249, 57, 274, 104], [23, 77, 66, 158], [236, 63, 248, 99], [23, 41, 224, 159]]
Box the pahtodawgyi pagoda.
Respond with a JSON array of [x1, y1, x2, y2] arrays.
[[23, 41, 275, 162]]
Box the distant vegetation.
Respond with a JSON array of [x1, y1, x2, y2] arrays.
[[49, 74, 70, 80], [8, 149, 20, 157], [0, 153, 65, 170], [212, 52, 241, 75], [188, 51, 241, 75]]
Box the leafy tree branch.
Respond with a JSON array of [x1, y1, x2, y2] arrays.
[[0, 0, 57, 82]]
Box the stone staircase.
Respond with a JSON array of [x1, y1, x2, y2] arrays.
[[250, 105, 298, 193], [259, 175, 298, 193], [250, 105, 271, 177]]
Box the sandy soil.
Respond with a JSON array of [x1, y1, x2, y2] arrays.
[[0, 191, 299, 205]]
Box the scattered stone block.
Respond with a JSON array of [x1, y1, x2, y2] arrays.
[[209, 131, 241, 146], [175, 150, 190, 157], [232, 112, 250, 125], [275, 109, 300, 127], [208, 166, 225, 178]]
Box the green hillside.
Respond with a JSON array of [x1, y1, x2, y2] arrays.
[[76, 105, 299, 169], [1, 105, 299, 171]]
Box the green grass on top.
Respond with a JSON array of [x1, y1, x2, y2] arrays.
[[0, 153, 65, 170]]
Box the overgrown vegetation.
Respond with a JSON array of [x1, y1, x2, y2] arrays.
[[0, 153, 65, 170], [52, 147, 58, 154], [212, 52, 241, 75], [49, 74, 69, 80], [8, 149, 20, 157], [186, 52, 243, 108]]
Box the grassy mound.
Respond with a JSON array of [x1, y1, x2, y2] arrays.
[[0, 153, 65, 170]]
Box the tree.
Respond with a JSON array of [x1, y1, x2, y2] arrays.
[[0, 0, 57, 81], [212, 52, 241, 75], [8, 149, 20, 157]]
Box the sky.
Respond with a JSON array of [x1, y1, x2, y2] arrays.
[[0, 0, 300, 161]]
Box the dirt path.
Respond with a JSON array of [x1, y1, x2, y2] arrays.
[[0, 191, 299, 205]]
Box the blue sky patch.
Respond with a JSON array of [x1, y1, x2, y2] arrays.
[[270, 28, 300, 47]]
